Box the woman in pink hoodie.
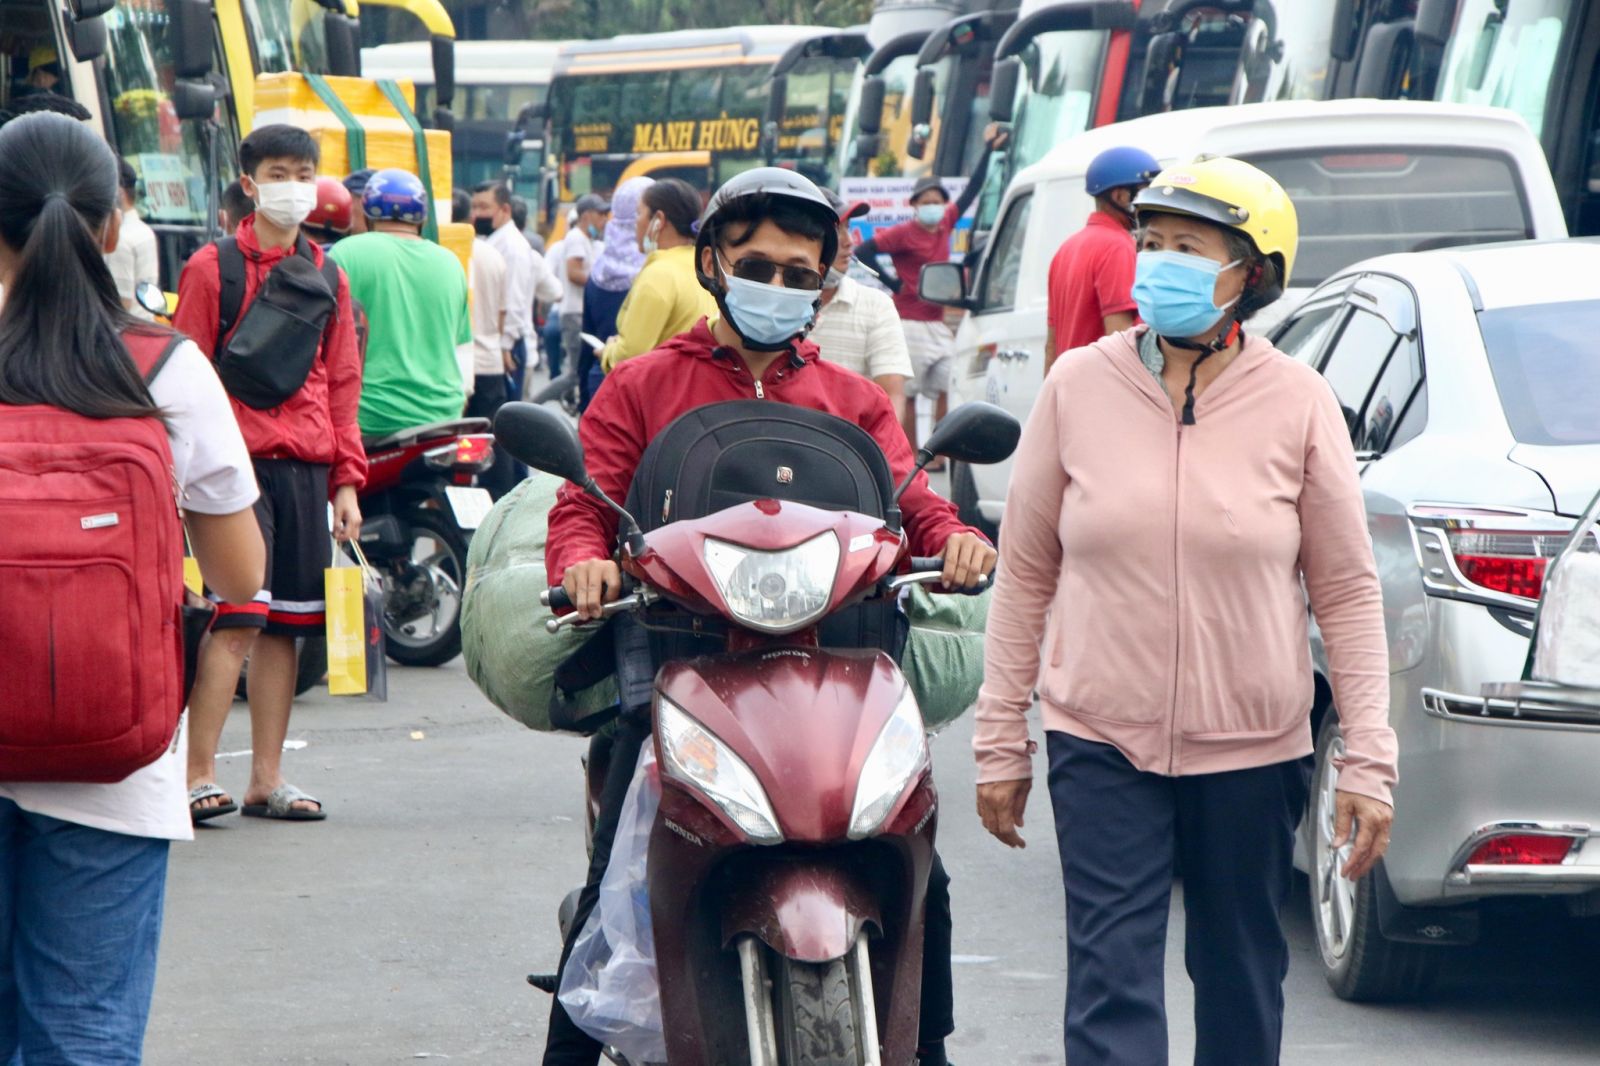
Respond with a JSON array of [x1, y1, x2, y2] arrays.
[[973, 158, 1398, 1065]]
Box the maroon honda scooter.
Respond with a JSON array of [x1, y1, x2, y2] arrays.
[[496, 400, 1018, 1066]]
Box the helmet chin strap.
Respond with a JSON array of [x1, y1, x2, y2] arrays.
[[1159, 309, 1243, 426]]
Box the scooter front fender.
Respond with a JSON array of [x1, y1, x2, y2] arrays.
[[721, 857, 881, 963]]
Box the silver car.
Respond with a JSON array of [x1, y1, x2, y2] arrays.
[[1272, 239, 1600, 1001]]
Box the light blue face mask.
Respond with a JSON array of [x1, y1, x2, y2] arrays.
[[718, 255, 820, 351], [1132, 250, 1242, 339], [915, 203, 946, 227]]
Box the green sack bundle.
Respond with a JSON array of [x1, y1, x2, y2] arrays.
[[461, 474, 617, 732], [902, 583, 991, 731]]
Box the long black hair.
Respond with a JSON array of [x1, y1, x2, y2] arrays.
[[0, 112, 160, 419], [642, 179, 701, 238]]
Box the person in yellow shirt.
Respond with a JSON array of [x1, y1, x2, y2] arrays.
[[599, 179, 716, 371]]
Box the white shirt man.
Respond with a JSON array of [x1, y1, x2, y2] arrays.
[[811, 195, 913, 421], [105, 159, 159, 321], [458, 236, 508, 397], [472, 183, 561, 376]]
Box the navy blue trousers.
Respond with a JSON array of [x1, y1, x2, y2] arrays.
[[1046, 732, 1311, 1066]]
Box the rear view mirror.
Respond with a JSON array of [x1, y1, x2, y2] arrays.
[[858, 76, 886, 136], [171, 79, 215, 122], [1139, 32, 1182, 113], [1330, 0, 1361, 62], [169, 0, 213, 79], [494, 402, 588, 485], [1414, 0, 1455, 45], [71, 0, 115, 19], [326, 15, 360, 77], [135, 281, 167, 317], [763, 74, 788, 161], [923, 402, 1021, 466], [988, 57, 1020, 124], [918, 261, 970, 309], [1354, 20, 1415, 99], [432, 35, 456, 113], [907, 68, 935, 158], [68, 14, 106, 63]]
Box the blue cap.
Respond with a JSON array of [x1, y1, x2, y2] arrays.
[[1085, 146, 1161, 197], [362, 168, 428, 225]]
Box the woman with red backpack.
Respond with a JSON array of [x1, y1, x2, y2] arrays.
[[0, 112, 265, 1063]]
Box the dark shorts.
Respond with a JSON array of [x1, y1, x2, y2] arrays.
[[212, 458, 332, 637]]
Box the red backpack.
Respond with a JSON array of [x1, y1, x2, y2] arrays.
[[0, 330, 187, 782]]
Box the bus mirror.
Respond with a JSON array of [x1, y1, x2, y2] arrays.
[[1353, 20, 1415, 99], [171, 78, 215, 122], [762, 74, 787, 163], [1139, 33, 1181, 114], [433, 108, 455, 133], [988, 57, 1020, 124], [169, 0, 213, 79], [858, 77, 886, 136], [326, 15, 359, 77], [71, 0, 115, 19], [67, 14, 106, 63], [910, 67, 935, 129], [1330, 0, 1360, 62], [431, 35, 456, 113]]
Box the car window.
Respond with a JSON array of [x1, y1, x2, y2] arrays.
[[1272, 302, 1344, 364], [1317, 308, 1403, 446], [1240, 148, 1531, 288], [1359, 334, 1424, 453], [979, 192, 1033, 313], [1478, 299, 1600, 445]]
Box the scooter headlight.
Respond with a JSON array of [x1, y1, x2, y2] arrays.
[[657, 697, 783, 845], [848, 686, 930, 840], [702, 532, 840, 634]]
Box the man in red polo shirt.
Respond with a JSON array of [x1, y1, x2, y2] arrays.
[[1044, 145, 1159, 372]]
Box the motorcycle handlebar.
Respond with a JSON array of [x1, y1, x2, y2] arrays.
[[540, 586, 572, 610]]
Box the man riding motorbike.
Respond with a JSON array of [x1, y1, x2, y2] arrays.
[[540, 168, 994, 1066]]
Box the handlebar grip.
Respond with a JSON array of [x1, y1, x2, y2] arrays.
[[542, 586, 573, 610], [908, 557, 944, 573]]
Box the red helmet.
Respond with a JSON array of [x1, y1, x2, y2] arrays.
[[306, 176, 354, 235]]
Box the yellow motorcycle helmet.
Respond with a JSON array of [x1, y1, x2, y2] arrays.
[[1133, 156, 1298, 306]]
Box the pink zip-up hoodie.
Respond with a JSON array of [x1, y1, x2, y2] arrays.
[[974, 329, 1398, 805]]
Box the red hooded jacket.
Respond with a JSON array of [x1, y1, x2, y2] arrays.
[[546, 319, 980, 583], [173, 215, 367, 491]]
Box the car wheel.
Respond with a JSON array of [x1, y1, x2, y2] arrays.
[[1311, 714, 1438, 1001], [950, 461, 999, 543]]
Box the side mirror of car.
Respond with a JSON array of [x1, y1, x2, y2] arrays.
[[919, 261, 972, 310]]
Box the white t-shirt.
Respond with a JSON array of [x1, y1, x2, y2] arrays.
[[559, 231, 594, 317], [105, 209, 160, 322], [0, 340, 259, 841]]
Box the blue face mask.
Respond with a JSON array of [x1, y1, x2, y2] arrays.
[[718, 255, 819, 351], [915, 203, 945, 227], [1132, 250, 1242, 339], [586, 222, 601, 239]]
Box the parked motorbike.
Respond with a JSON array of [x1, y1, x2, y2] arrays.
[[357, 418, 496, 667], [496, 399, 1018, 1065]]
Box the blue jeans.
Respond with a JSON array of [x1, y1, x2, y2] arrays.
[[0, 800, 170, 1065]]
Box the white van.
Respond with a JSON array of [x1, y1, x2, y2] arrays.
[[922, 99, 1568, 536]]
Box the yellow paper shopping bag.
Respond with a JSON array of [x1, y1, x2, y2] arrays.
[[325, 544, 387, 699]]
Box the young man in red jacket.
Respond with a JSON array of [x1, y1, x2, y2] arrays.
[[542, 169, 992, 1066], [174, 125, 366, 824]]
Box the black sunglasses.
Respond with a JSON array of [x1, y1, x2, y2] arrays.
[[723, 255, 824, 292]]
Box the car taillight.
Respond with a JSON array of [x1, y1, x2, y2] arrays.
[[1465, 834, 1575, 866], [424, 435, 494, 473], [1443, 529, 1560, 600], [1410, 507, 1582, 608]]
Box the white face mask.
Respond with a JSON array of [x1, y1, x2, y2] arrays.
[[640, 215, 662, 256], [254, 180, 318, 230]]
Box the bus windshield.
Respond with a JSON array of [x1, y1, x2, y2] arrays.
[[241, 0, 334, 75], [774, 53, 857, 186], [977, 27, 1108, 230], [101, 0, 214, 226], [1437, 0, 1573, 138]]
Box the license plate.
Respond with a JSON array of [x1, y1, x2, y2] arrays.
[[444, 486, 494, 531]]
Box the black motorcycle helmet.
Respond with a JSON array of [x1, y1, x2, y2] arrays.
[[694, 168, 840, 351]]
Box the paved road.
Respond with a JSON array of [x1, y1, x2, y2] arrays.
[[147, 661, 1600, 1064]]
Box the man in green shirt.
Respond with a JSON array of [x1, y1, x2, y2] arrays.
[[330, 168, 471, 438]]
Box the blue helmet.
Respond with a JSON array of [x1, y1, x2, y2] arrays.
[[1084, 146, 1161, 197], [362, 168, 428, 225]]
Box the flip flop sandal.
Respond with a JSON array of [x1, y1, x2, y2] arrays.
[[241, 783, 326, 822], [189, 783, 238, 824]]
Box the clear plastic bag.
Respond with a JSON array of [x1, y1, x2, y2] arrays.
[[558, 746, 665, 1065]]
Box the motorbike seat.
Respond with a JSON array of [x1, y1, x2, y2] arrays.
[[362, 417, 492, 453]]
